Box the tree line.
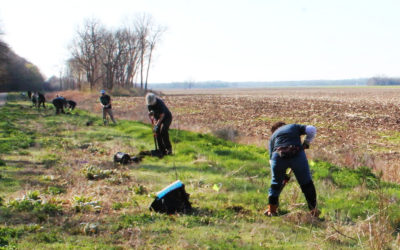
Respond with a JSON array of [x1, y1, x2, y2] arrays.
[[0, 28, 46, 92], [65, 14, 164, 92], [367, 77, 400, 86]]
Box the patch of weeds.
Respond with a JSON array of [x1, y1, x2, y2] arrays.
[[130, 185, 148, 195], [18, 150, 31, 156], [212, 127, 239, 142], [82, 165, 114, 180], [112, 202, 124, 210], [81, 222, 100, 235], [355, 166, 378, 188], [46, 186, 66, 195], [181, 215, 218, 228], [0, 227, 24, 247], [311, 161, 378, 189], [0, 158, 6, 166], [31, 231, 62, 243], [118, 213, 159, 228], [41, 153, 60, 168], [106, 171, 130, 185], [112, 202, 130, 210], [73, 196, 101, 213], [7, 191, 62, 221], [40, 175, 56, 182]]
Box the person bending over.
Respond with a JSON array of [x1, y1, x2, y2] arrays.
[[146, 93, 173, 156], [52, 95, 66, 114], [266, 122, 319, 217]]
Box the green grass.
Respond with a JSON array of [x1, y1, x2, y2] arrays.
[[0, 94, 399, 249]]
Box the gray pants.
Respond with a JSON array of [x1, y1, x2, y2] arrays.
[[103, 108, 116, 124]]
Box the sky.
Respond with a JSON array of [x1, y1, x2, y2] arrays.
[[1, 0, 400, 83]]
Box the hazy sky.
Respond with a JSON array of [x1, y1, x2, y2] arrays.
[[1, 0, 400, 83]]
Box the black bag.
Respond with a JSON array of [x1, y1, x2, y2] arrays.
[[114, 152, 131, 164], [276, 145, 301, 158], [150, 180, 192, 214]]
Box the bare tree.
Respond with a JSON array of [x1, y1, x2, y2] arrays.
[[66, 58, 84, 90], [67, 14, 164, 92], [144, 26, 165, 90], [71, 19, 104, 90], [135, 14, 152, 89]]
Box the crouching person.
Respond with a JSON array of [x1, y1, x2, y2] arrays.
[[265, 122, 319, 217], [52, 95, 66, 114], [67, 100, 76, 110], [146, 93, 173, 156]]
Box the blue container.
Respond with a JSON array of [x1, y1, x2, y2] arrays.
[[156, 180, 183, 199]]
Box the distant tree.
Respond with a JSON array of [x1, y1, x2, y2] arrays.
[[0, 27, 9, 87], [70, 19, 105, 90], [0, 25, 45, 92], [67, 14, 164, 92], [145, 25, 165, 90], [367, 76, 400, 86]]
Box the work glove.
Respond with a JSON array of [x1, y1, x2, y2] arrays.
[[302, 141, 310, 149], [153, 125, 159, 133]]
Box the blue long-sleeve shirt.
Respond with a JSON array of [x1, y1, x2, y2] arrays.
[[269, 124, 316, 159]]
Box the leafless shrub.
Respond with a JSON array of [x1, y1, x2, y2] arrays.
[[212, 127, 239, 142]]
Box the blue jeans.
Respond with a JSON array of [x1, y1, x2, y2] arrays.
[[268, 150, 312, 198]]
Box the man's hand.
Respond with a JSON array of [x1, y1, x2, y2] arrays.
[[302, 141, 310, 149], [153, 125, 159, 133]]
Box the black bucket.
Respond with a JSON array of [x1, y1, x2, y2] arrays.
[[114, 152, 131, 164]]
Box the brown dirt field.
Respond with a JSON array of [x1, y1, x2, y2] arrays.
[[55, 87, 400, 183]]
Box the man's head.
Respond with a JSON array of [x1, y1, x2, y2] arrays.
[[145, 93, 157, 106], [100, 90, 106, 95], [271, 121, 286, 134]]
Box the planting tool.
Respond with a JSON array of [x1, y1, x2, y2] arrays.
[[149, 112, 158, 152]]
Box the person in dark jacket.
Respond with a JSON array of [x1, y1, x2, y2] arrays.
[[265, 122, 319, 217], [146, 93, 173, 156], [66, 100, 77, 110], [37, 92, 46, 109], [31, 93, 37, 107], [99, 90, 116, 124], [52, 94, 66, 114]]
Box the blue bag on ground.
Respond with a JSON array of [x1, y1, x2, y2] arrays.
[[150, 180, 192, 214]]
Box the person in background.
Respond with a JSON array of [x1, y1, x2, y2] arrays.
[[265, 122, 319, 217], [146, 93, 173, 156], [37, 92, 46, 109], [99, 89, 116, 125], [66, 100, 77, 111], [31, 92, 38, 107], [52, 94, 66, 114]]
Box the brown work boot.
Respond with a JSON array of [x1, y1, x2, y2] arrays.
[[264, 204, 278, 217], [310, 208, 320, 217]]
